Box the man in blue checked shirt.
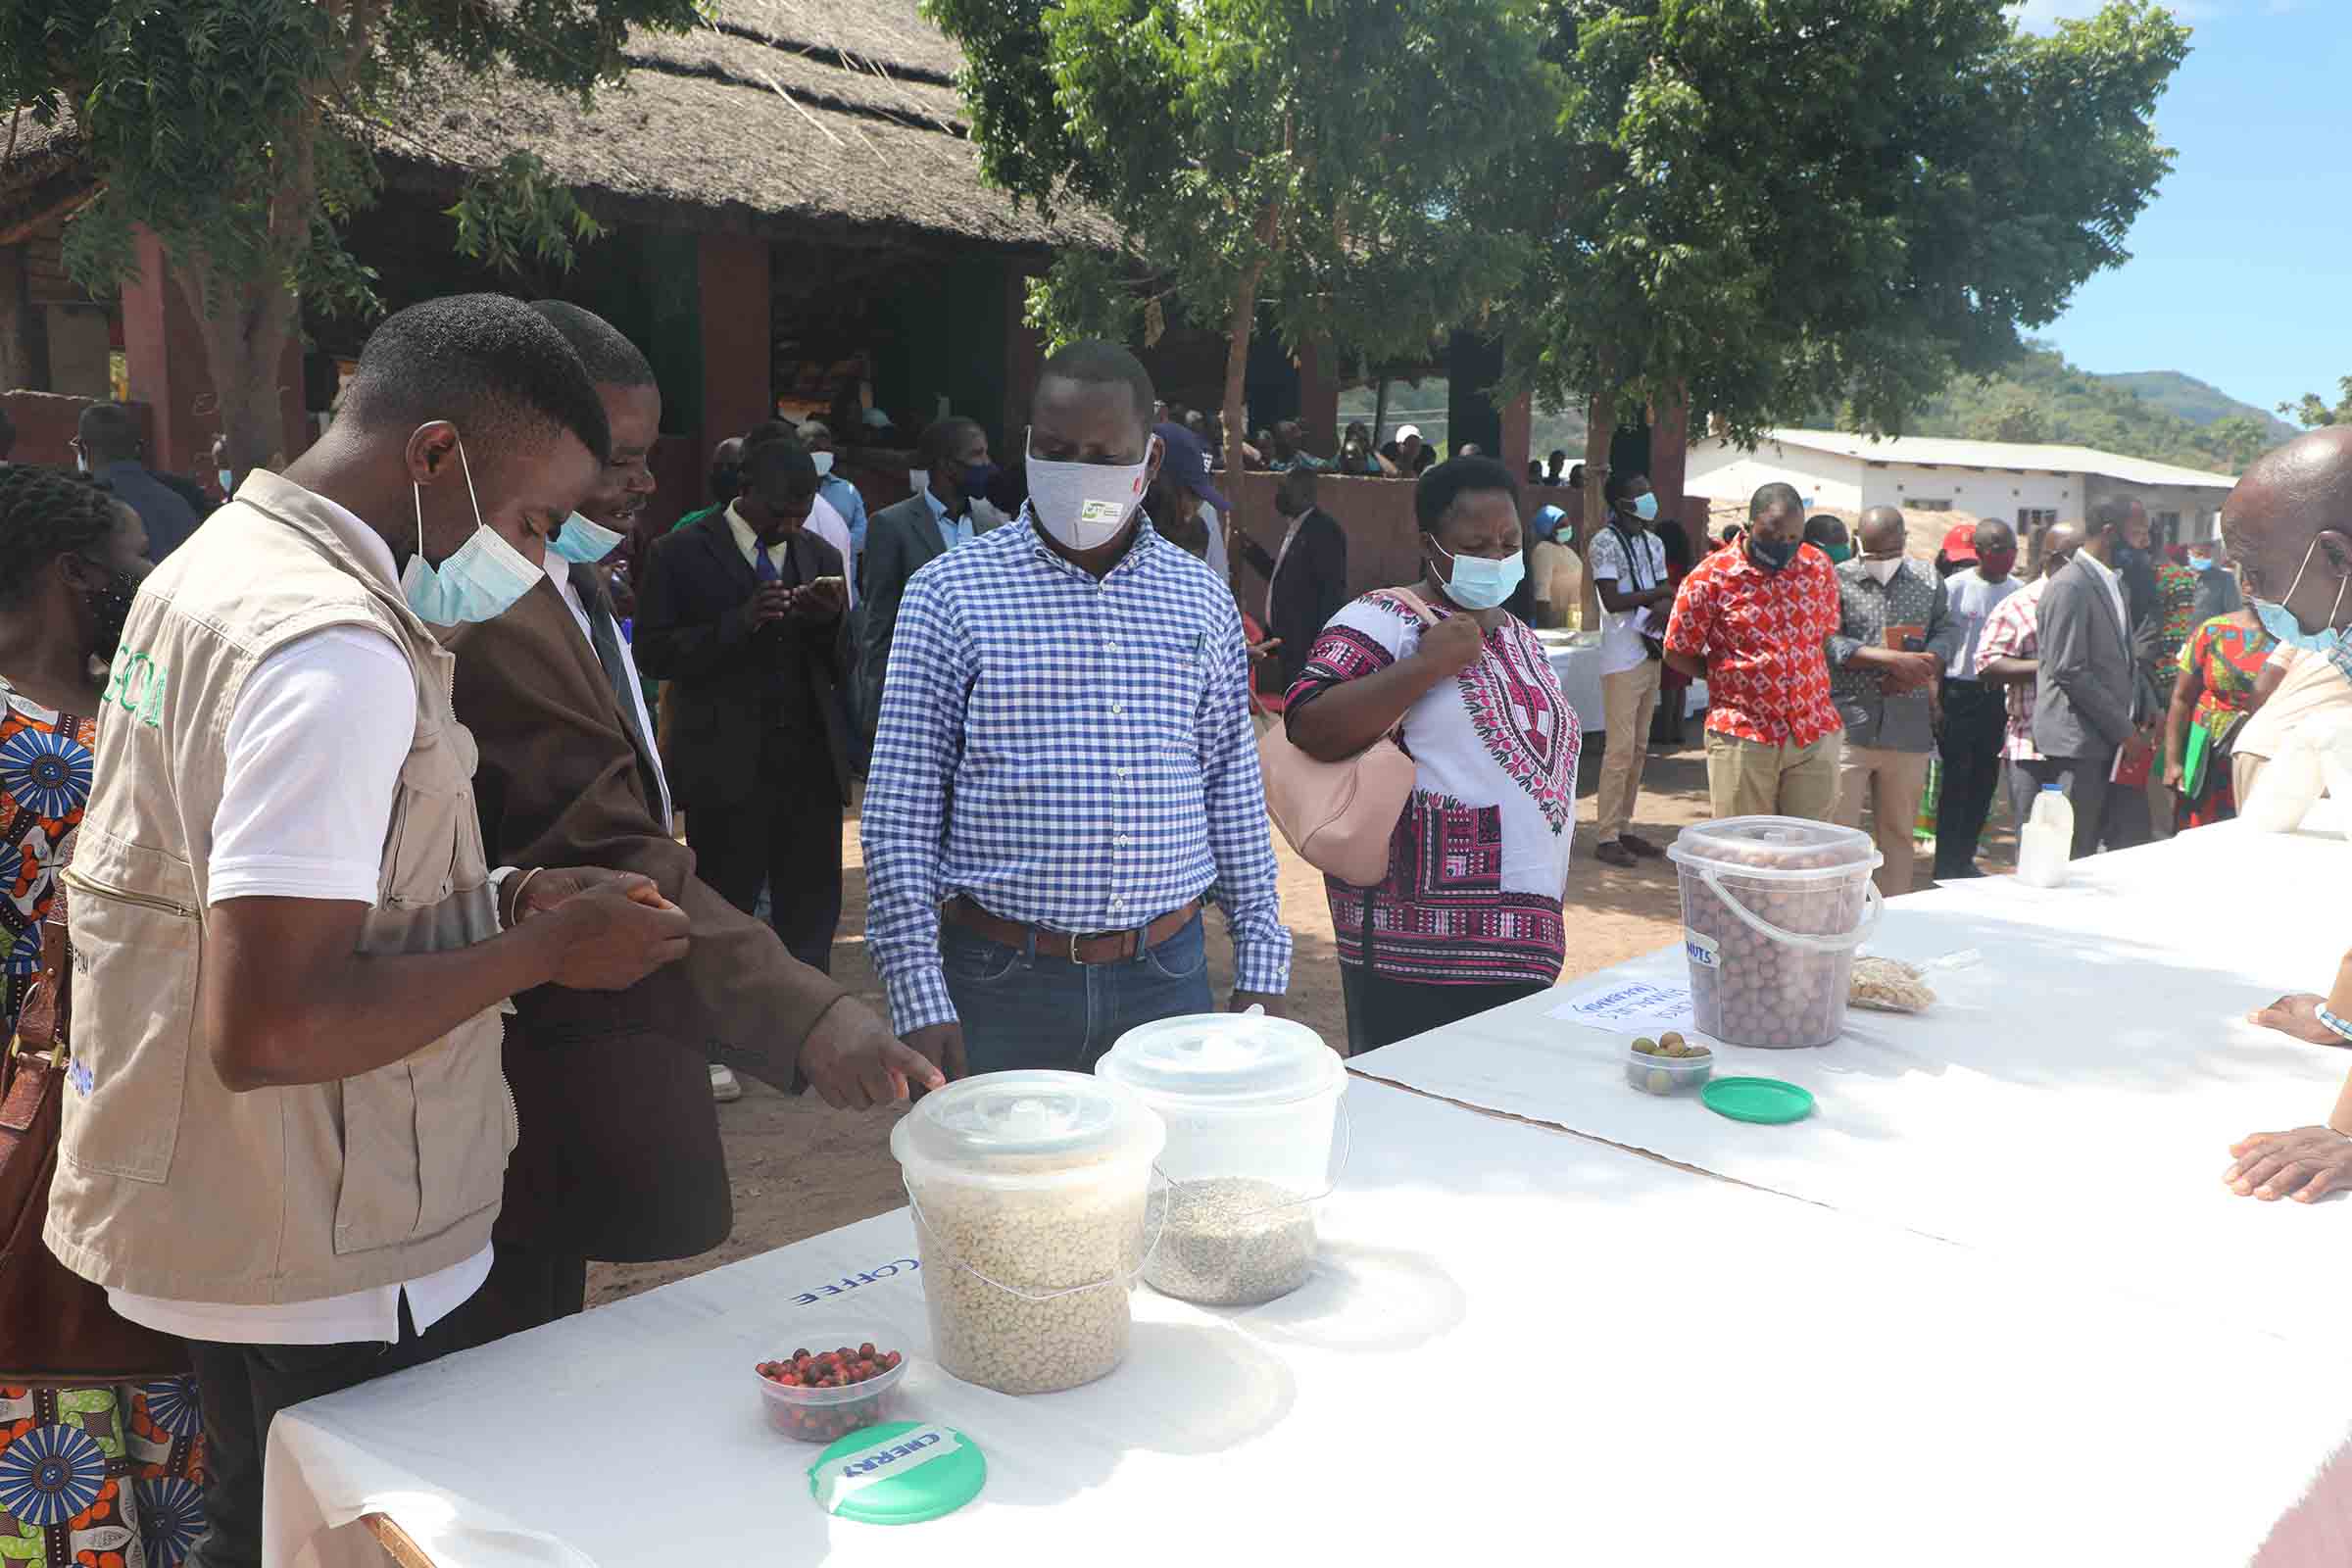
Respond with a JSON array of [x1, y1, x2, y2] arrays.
[[861, 340, 1292, 1077]]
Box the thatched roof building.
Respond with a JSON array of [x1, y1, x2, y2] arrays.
[[0, 0, 1106, 510]]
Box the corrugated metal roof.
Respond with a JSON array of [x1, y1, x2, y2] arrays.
[[1737, 429, 2239, 491]]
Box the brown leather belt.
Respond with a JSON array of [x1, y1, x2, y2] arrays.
[[942, 896, 1203, 966]]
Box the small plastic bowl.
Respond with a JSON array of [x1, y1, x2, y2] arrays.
[[1625, 1042, 1714, 1097], [754, 1337, 909, 1445]]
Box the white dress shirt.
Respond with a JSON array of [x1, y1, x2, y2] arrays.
[[2078, 548, 2130, 638], [543, 551, 671, 822], [727, 499, 856, 609]]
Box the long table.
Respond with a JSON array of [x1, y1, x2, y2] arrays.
[[264, 820, 2352, 1566]]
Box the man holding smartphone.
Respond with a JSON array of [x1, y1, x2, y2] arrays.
[[1828, 507, 1958, 896], [636, 435, 854, 972]]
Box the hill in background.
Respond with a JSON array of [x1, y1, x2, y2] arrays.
[[2095, 370, 2301, 444], [1334, 345, 2290, 478]]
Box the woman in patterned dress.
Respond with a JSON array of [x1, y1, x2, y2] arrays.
[[2163, 601, 2278, 829], [0, 466, 205, 1568], [1286, 458, 1584, 1054]]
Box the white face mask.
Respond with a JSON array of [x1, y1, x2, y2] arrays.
[[1863, 557, 1902, 585], [399, 430, 543, 624], [1025, 430, 1156, 551], [810, 451, 836, 478]]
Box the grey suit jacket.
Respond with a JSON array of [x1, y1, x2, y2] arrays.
[[858, 492, 956, 734], [2033, 557, 2139, 758]]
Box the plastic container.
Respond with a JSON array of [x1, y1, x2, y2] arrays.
[[755, 1333, 909, 1444], [1097, 1013, 1347, 1305], [2016, 784, 2074, 887], [891, 1071, 1165, 1396], [1667, 815, 1883, 1049], [1625, 1041, 1713, 1096]]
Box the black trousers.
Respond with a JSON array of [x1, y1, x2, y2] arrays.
[[1933, 680, 2007, 876], [691, 734, 845, 974], [1340, 964, 1550, 1055], [184, 1299, 475, 1568]]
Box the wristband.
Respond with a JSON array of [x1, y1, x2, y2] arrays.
[[2318, 1004, 2352, 1046]]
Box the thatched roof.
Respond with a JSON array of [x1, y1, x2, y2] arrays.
[[0, 0, 1109, 254]]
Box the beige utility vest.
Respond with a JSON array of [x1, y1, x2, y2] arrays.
[[46, 470, 515, 1304]]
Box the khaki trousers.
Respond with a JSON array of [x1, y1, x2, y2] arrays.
[[2232, 752, 2267, 809], [1703, 729, 1842, 822], [1834, 744, 1934, 897], [1594, 659, 1664, 843]]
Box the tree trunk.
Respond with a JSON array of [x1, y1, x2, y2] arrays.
[[1220, 202, 1282, 592], [180, 262, 298, 480], [1372, 375, 1391, 443], [1580, 385, 1615, 632]]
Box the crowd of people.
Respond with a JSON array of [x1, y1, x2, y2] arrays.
[[10, 294, 2352, 1568]]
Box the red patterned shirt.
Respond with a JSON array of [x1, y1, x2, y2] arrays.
[[1664, 542, 1843, 747]]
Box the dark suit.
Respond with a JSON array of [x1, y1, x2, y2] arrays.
[[444, 565, 851, 1339], [2026, 556, 2150, 857], [1235, 506, 1348, 696], [858, 490, 960, 739], [636, 510, 853, 972]]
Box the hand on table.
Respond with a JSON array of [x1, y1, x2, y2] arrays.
[[2248, 993, 2348, 1047], [2226, 1126, 2352, 1201], [796, 998, 948, 1108]]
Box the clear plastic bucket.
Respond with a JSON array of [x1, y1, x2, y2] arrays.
[[1666, 815, 1883, 1049], [1097, 1013, 1346, 1306], [890, 1071, 1166, 1395]]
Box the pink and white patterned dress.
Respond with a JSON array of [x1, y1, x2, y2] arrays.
[[1288, 589, 1582, 985]]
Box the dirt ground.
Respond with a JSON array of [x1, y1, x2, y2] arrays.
[[587, 728, 2018, 1307]]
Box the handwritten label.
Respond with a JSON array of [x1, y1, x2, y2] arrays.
[[793, 1257, 919, 1307], [1547, 979, 1696, 1035]]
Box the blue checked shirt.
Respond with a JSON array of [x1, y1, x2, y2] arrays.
[[861, 509, 1293, 1035]]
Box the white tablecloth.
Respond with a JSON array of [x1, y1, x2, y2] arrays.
[[1348, 815, 2352, 1346], [1539, 634, 1605, 734], [267, 1080, 2352, 1567]]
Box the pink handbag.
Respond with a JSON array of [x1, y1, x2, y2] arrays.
[[1255, 588, 1439, 887]]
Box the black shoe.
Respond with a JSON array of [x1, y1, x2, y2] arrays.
[[1618, 832, 1664, 858], [1594, 841, 1639, 868]]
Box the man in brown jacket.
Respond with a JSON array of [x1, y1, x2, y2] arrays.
[[445, 303, 940, 1340]]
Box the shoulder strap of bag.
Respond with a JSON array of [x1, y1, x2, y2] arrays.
[[1389, 586, 1443, 627]]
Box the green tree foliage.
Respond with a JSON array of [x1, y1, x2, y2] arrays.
[[1898, 342, 2267, 471], [1490, 0, 2186, 427], [0, 0, 702, 468], [924, 0, 1561, 495], [2280, 379, 2352, 430]]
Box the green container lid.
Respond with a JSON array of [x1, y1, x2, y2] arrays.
[[808, 1421, 986, 1525], [1701, 1076, 1815, 1125]]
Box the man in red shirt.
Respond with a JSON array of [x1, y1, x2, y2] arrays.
[[1664, 481, 1845, 819]]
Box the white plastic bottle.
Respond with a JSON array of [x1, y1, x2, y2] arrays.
[[2016, 784, 2073, 888]]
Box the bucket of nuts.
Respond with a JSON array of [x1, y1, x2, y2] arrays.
[[1666, 816, 1883, 1049], [1097, 1013, 1346, 1307], [891, 1071, 1166, 1396]]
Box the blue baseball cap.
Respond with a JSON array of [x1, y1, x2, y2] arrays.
[[1153, 421, 1230, 514]]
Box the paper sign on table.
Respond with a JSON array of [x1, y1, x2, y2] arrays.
[[1548, 979, 1695, 1034]]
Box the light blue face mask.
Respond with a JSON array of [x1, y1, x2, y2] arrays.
[[2251, 537, 2349, 653], [1632, 491, 1659, 523], [2185, 553, 2213, 572], [400, 432, 543, 624], [218, 468, 234, 495], [551, 511, 626, 564], [1431, 538, 1526, 611]]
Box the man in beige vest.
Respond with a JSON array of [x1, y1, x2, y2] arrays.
[[45, 294, 691, 1568]]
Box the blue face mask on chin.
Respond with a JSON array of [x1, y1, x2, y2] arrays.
[[1432, 538, 1525, 611], [551, 511, 626, 564], [400, 432, 543, 625], [2252, 538, 2349, 652]]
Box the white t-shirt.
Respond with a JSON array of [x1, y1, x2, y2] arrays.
[[1941, 567, 2021, 680], [109, 500, 493, 1347], [545, 552, 671, 822], [1584, 524, 1668, 675]]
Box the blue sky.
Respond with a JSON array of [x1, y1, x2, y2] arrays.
[[2013, 0, 2347, 417]]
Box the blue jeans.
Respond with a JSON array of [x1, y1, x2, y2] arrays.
[[945, 911, 1214, 1076]]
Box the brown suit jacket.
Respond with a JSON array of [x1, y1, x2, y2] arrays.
[[445, 569, 850, 1263]]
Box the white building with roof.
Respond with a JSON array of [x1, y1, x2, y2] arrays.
[[1685, 429, 2239, 546]]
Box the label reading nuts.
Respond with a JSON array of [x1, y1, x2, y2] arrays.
[[1684, 930, 1721, 970]]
